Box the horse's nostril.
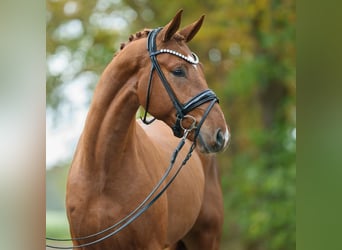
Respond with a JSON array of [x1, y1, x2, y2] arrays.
[[216, 129, 224, 147]]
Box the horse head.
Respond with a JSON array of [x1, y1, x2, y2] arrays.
[[123, 10, 230, 153]]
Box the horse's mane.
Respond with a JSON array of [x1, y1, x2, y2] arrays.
[[119, 28, 185, 50], [120, 29, 151, 50]]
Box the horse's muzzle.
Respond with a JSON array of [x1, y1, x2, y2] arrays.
[[197, 127, 230, 153]]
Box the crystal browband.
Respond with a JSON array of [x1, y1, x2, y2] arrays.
[[152, 49, 200, 64]]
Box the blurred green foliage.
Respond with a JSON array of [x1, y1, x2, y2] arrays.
[[47, 0, 295, 249], [46, 210, 70, 239]]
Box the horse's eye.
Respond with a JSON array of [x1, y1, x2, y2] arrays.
[[171, 68, 186, 77]]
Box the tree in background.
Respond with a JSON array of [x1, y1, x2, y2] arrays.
[[47, 1, 295, 249]]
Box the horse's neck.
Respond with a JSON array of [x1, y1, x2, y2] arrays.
[[80, 56, 140, 173]]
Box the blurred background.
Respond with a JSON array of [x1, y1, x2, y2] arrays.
[[46, 0, 295, 249]]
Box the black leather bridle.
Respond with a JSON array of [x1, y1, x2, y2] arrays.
[[142, 27, 219, 138]]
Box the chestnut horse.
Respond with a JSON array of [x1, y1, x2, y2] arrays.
[[66, 10, 230, 250]]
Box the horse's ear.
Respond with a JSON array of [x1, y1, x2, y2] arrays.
[[179, 15, 205, 43], [160, 9, 183, 42]]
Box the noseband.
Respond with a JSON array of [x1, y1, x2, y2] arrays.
[[142, 27, 219, 138]]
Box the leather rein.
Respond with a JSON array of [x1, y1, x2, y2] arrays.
[[46, 28, 219, 249]]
